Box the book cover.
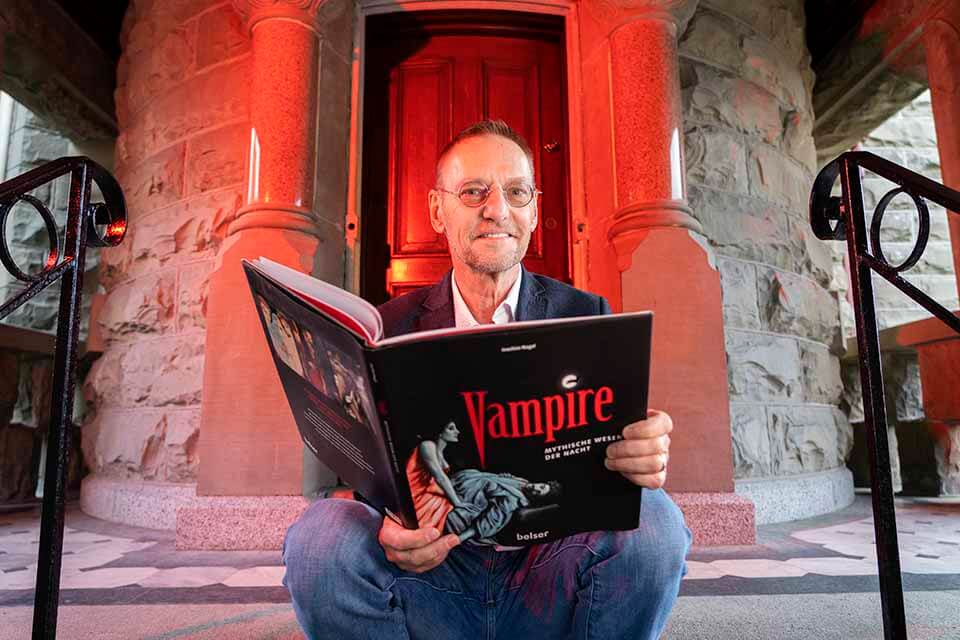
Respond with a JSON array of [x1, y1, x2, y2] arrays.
[[244, 258, 652, 546]]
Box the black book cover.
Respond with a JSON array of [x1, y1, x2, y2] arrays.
[[244, 261, 652, 547]]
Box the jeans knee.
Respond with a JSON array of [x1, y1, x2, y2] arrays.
[[283, 499, 386, 596], [623, 489, 691, 582]]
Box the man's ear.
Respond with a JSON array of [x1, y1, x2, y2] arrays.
[[429, 189, 445, 234]]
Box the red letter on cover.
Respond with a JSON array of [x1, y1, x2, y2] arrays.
[[461, 391, 487, 467], [595, 386, 614, 421]]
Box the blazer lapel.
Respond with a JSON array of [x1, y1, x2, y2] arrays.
[[515, 267, 547, 322], [416, 271, 455, 331]]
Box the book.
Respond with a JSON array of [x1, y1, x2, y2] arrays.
[[243, 257, 653, 547]]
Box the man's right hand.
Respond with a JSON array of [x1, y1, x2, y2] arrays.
[[378, 517, 461, 574]]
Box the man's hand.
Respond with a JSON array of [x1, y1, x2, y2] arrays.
[[604, 409, 672, 489], [378, 517, 461, 574]]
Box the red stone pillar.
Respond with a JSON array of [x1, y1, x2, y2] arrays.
[[594, 3, 753, 543], [896, 18, 960, 497], [182, 0, 331, 547], [925, 19, 960, 300]]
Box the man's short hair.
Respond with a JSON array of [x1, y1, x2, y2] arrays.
[[435, 119, 536, 187]]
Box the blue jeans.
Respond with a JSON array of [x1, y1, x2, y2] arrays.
[[283, 489, 691, 640]]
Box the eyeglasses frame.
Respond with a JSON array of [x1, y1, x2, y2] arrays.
[[435, 182, 542, 208]]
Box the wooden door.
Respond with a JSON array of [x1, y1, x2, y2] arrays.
[[361, 13, 569, 303]]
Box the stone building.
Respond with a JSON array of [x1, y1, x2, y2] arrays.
[[1, 0, 959, 548], [840, 91, 959, 498]]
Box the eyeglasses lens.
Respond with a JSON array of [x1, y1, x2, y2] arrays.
[[458, 183, 535, 207]]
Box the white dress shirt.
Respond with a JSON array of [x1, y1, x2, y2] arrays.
[[451, 269, 522, 328]]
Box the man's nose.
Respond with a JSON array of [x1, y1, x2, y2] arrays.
[[481, 186, 510, 222]]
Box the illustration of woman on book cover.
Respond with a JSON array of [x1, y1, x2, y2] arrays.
[[405, 420, 563, 544], [445, 472, 562, 545], [405, 421, 463, 532]]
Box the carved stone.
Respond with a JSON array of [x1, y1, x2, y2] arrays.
[[0, 0, 117, 140], [231, 0, 330, 32]]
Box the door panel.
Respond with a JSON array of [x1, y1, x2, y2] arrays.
[[389, 61, 452, 255], [362, 15, 569, 303]]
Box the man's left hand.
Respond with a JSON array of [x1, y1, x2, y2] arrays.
[[604, 409, 672, 489]]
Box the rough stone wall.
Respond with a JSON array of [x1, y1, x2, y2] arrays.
[[0, 96, 99, 502], [679, 0, 851, 483], [0, 98, 98, 334], [853, 91, 959, 331], [839, 92, 959, 496], [82, 0, 250, 483]]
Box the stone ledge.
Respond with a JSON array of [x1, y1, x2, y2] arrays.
[[83, 476, 757, 550], [671, 492, 755, 546], [176, 496, 310, 550], [81, 474, 310, 549], [735, 467, 855, 525], [81, 474, 197, 531]]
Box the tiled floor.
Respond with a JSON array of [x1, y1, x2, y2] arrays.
[[0, 518, 285, 596], [1, 495, 958, 638], [2, 497, 960, 595], [683, 500, 960, 581]]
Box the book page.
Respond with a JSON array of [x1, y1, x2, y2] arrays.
[[245, 263, 403, 515], [249, 257, 383, 343], [376, 311, 652, 348]]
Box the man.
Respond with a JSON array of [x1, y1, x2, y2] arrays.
[[283, 120, 691, 639]]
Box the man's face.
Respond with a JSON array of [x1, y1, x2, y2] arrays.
[[429, 135, 537, 275]]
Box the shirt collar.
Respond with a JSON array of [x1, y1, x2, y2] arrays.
[[451, 268, 523, 328]]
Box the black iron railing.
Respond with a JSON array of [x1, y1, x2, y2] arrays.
[[810, 151, 960, 640], [0, 157, 126, 640]]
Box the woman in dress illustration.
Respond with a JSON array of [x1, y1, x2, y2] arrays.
[[405, 421, 464, 532], [445, 472, 562, 545]]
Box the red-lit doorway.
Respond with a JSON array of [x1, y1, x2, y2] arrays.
[[360, 11, 571, 304]]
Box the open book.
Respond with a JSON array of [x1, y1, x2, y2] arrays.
[[243, 257, 653, 547]]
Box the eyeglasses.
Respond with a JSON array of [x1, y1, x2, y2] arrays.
[[437, 181, 541, 208]]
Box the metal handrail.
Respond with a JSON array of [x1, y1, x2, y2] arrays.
[[0, 156, 127, 640], [810, 151, 960, 640]]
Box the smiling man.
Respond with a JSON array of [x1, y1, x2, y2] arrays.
[[282, 120, 692, 640]]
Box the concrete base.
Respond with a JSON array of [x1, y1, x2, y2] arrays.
[[735, 467, 855, 525], [83, 475, 756, 549], [80, 474, 309, 550], [672, 492, 755, 546], [176, 496, 309, 550], [81, 475, 197, 531]]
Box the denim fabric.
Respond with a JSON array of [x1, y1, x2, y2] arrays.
[[283, 489, 691, 640]]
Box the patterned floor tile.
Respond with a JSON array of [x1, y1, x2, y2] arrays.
[[221, 566, 288, 587], [138, 567, 239, 588], [784, 557, 879, 576], [682, 561, 727, 580], [59, 567, 159, 589], [707, 559, 807, 579], [0, 565, 38, 590]]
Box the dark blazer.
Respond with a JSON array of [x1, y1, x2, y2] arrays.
[[378, 267, 611, 338]]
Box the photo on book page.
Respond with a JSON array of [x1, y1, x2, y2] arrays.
[[249, 274, 395, 507]]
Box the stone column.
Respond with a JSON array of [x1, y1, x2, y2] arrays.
[[896, 18, 960, 496], [583, 0, 753, 543], [925, 18, 960, 300], [182, 0, 339, 548]]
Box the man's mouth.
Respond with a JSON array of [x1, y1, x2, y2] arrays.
[[474, 231, 515, 239]]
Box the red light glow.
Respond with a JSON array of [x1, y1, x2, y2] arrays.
[[106, 220, 127, 240]]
